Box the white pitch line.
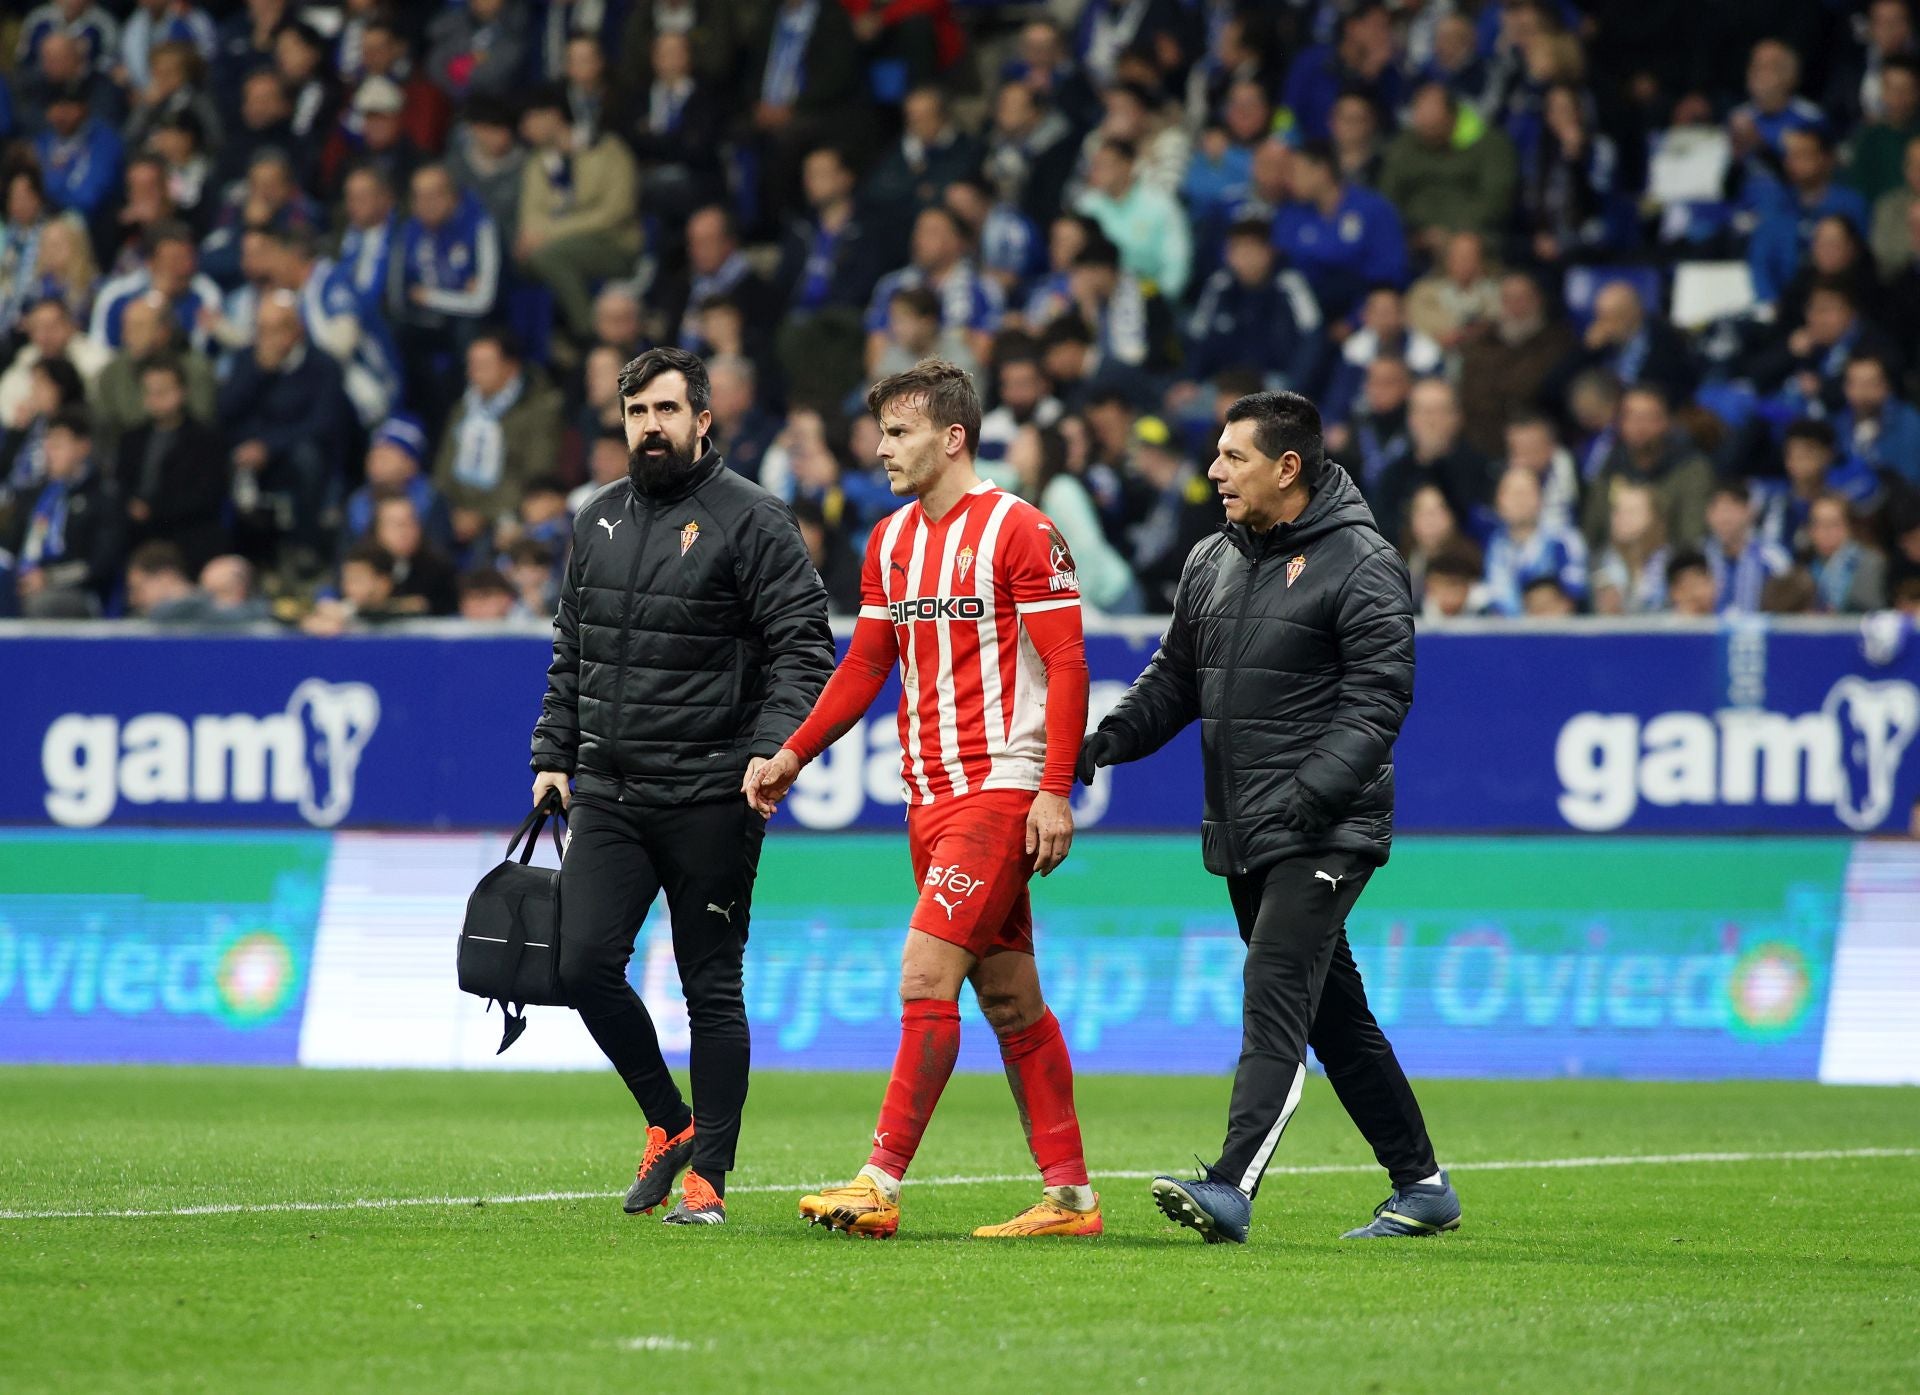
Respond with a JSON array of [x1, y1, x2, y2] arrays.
[[2, 1147, 1915, 1222]]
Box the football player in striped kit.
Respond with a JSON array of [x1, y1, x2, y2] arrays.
[[748, 359, 1100, 1239]]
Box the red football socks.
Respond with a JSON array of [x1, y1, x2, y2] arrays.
[[867, 998, 961, 1179], [997, 1008, 1089, 1188]]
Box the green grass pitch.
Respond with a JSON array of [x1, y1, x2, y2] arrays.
[[2, 1068, 1916, 1394]]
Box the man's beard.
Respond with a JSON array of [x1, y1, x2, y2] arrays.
[[628, 431, 703, 494]]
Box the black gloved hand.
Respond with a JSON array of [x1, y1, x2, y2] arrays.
[[1279, 781, 1335, 839], [1075, 730, 1115, 786]]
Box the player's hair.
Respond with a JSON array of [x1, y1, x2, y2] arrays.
[[1294, 138, 1337, 172], [128, 540, 188, 578], [1223, 390, 1324, 482], [471, 325, 525, 365], [867, 358, 982, 456], [135, 352, 186, 387], [889, 285, 942, 321], [1665, 549, 1710, 587], [1622, 381, 1669, 411], [344, 541, 396, 579], [1846, 351, 1894, 381], [458, 566, 516, 600], [1038, 313, 1094, 349], [1784, 417, 1837, 450], [1426, 541, 1483, 583], [521, 82, 569, 119], [47, 403, 92, 439], [508, 537, 557, 568], [1072, 232, 1121, 269], [1807, 273, 1858, 308], [619, 346, 711, 414], [144, 218, 196, 254]]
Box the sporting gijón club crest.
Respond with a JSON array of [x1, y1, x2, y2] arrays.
[[1286, 554, 1307, 587], [679, 520, 701, 556]]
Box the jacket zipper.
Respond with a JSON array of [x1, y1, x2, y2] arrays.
[[606, 500, 655, 800], [1221, 545, 1262, 875]]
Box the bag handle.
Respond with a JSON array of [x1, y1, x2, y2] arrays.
[[505, 790, 568, 865]]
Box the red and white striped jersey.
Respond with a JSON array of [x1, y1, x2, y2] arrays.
[[859, 483, 1082, 803]]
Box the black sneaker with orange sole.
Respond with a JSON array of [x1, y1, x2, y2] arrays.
[[623, 1121, 695, 1215]]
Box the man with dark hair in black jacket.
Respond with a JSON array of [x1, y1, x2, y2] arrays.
[[1078, 389, 1460, 1246], [529, 346, 833, 1227]]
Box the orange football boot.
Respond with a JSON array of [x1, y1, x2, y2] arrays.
[[972, 1194, 1104, 1238], [798, 1176, 900, 1238]]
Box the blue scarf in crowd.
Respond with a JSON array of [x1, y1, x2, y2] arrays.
[[450, 374, 526, 494]]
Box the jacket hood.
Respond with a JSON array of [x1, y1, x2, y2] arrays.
[[1225, 460, 1381, 556]]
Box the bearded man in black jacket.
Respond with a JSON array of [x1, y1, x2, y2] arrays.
[[1079, 390, 1460, 1246], [530, 347, 833, 1227]]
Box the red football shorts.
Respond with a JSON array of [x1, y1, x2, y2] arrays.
[[906, 789, 1038, 958]]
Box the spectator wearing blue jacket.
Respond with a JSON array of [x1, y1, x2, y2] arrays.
[[1281, 4, 1402, 144], [392, 164, 500, 433], [88, 221, 221, 353], [1482, 466, 1589, 615], [18, 4, 119, 74], [1730, 39, 1826, 159], [1757, 418, 1878, 553], [273, 226, 402, 432], [1704, 484, 1793, 614], [1183, 219, 1325, 394], [1750, 128, 1871, 305], [1835, 352, 1920, 490], [1272, 141, 1408, 323], [33, 85, 124, 225], [340, 414, 452, 555], [118, 1, 217, 92], [1322, 285, 1443, 434], [337, 166, 399, 308], [1755, 279, 1896, 420]]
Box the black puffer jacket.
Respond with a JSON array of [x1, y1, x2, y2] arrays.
[[530, 448, 834, 806], [1096, 464, 1414, 876]]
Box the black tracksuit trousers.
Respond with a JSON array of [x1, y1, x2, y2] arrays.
[[1214, 850, 1438, 1197], [557, 792, 764, 1184]]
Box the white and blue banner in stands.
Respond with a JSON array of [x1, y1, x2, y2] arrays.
[[1, 618, 1917, 835]]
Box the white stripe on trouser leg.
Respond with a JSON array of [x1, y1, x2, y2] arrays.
[[1239, 1062, 1306, 1195]]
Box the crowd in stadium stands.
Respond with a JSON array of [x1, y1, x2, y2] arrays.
[[4, 0, 1920, 627]]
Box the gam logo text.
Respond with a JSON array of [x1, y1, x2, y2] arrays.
[[41, 679, 380, 828], [1555, 677, 1919, 832]]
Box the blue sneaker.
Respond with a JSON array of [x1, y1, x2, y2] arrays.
[[1150, 1165, 1251, 1245], [1341, 1170, 1461, 1238]]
